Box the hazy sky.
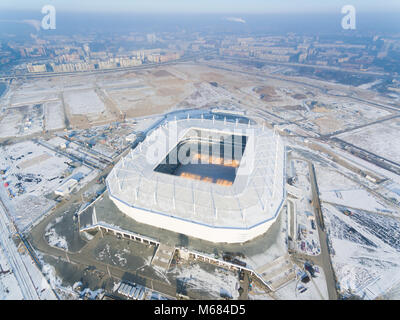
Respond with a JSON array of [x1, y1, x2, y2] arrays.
[[1, 0, 400, 14]]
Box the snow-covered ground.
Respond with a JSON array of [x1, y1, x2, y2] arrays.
[[96, 243, 133, 268], [64, 90, 105, 115], [320, 189, 393, 214], [290, 145, 400, 299], [44, 101, 65, 131], [337, 118, 400, 164], [0, 105, 44, 138], [170, 263, 240, 300], [183, 82, 233, 108], [274, 264, 328, 300], [10, 93, 59, 108], [0, 140, 93, 230], [0, 109, 23, 138], [247, 285, 274, 300], [133, 116, 164, 133], [0, 245, 24, 300], [20, 252, 57, 300], [45, 217, 68, 251], [310, 149, 400, 299], [323, 203, 400, 299], [315, 165, 360, 192], [378, 181, 400, 206], [0, 203, 56, 300], [313, 151, 399, 215]]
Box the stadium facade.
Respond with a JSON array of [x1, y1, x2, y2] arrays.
[[106, 115, 286, 243]]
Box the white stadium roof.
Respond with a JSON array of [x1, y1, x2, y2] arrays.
[[107, 116, 286, 243]]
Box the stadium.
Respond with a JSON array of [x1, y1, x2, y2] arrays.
[[106, 114, 286, 243]]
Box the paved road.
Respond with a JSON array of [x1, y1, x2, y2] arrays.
[[307, 162, 338, 300], [286, 156, 338, 299], [238, 271, 250, 300], [29, 225, 179, 298]]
